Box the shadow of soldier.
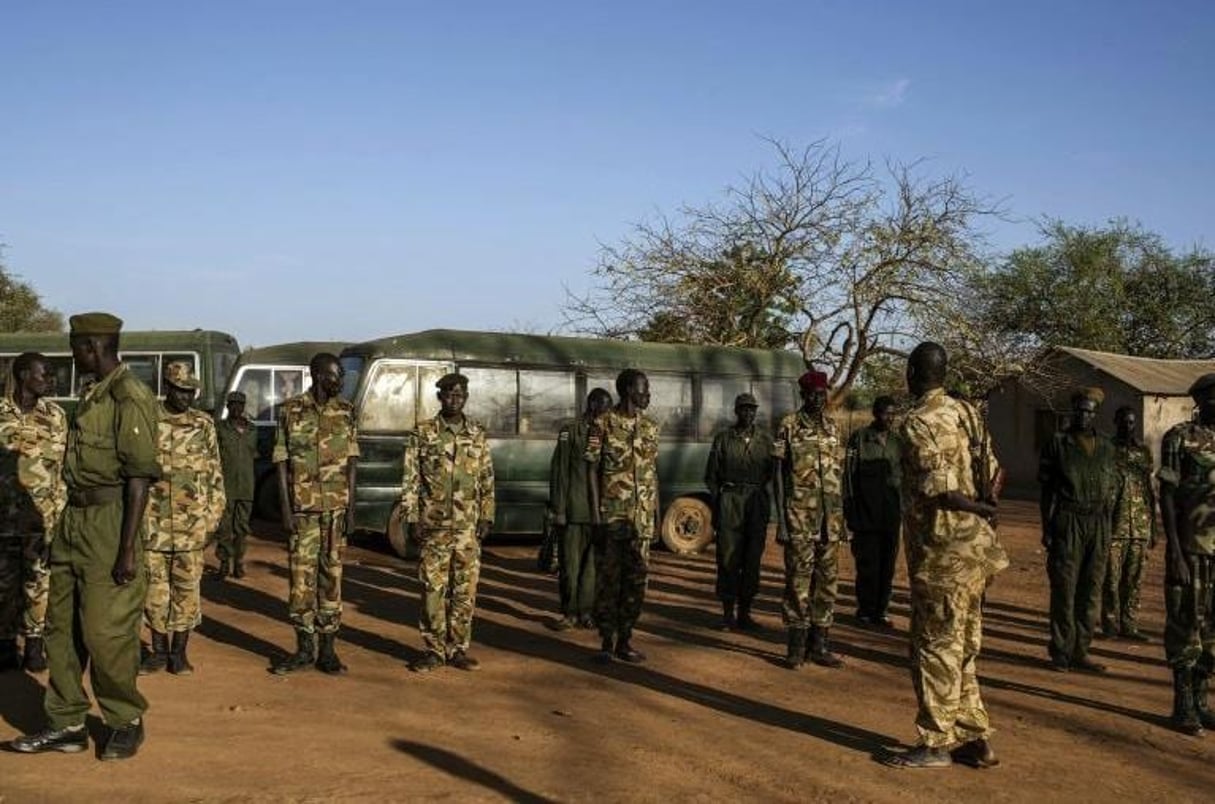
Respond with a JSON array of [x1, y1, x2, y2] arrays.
[[389, 738, 558, 804], [0, 669, 45, 736]]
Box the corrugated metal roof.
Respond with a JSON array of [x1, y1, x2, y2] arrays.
[[1056, 346, 1215, 396]]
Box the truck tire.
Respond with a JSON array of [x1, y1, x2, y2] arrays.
[[660, 496, 714, 555]]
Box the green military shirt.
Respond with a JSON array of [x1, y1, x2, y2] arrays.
[[550, 418, 594, 524], [843, 423, 903, 533], [1112, 439, 1156, 542], [772, 410, 845, 541], [1158, 421, 1215, 555], [585, 408, 660, 541], [0, 396, 68, 536], [145, 405, 226, 552], [64, 363, 161, 492], [401, 414, 495, 532], [1038, 430, 1118, 511], [272, 391, 360, 513], [705, 424, 771, 494], [217, 417, 259, 502]]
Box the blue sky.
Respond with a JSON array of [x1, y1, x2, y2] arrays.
[[2, 1, 1212, 347]]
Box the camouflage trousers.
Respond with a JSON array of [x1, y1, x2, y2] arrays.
[[418, 528, 481, 657], [909, 574, 992, 748], [781, 538, 840, 628], [594, 523, 650, 642], [144, 548, 204, 633], [0, 533, 51, 639], [216, 499, 253, 564], [288, 511, 346, 635], [1102, 538, 1148, 633], [1164, 552, 1214, 672], [558, 523, 596, 619]]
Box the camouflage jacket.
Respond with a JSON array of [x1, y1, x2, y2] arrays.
[[772, 410, 845, 541], [0, 396, 68, 537], [272, 392, 360, 513], [1112, 440, 1156, 542], [585, 408, 659, 541], [900, 388, 1009, 586], [401, 414, 495, 532], [1158, 421, 1215, 555], [145, 406, 226, 551], [65, 363, 161, 490], [549, 418, 594, 524]]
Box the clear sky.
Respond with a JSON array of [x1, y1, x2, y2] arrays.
[[2, 1, 1212, 347]]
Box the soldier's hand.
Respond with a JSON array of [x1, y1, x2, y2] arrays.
[[1040, 531, 1051, 552], [405, 522, 418, 544], [345, 509, 357, 536], [477, 520, 492, 542], [1170, 551, 1191, 586], [552, 511, 566, 527], [112, 549, 137, 586], [282, 513, 297, 536]]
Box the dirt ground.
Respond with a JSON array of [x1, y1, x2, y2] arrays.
[[1, 500, 1212, 802]]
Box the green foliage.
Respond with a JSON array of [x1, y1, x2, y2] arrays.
[[0, 252, 63, 333]]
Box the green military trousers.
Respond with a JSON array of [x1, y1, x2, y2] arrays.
[[714, 486, 769, 606], [418, 528, 481, 658], [288, 511, 345, 635], [216, 499, 253, 565], [1164, 552, 1214, 672], [44, 500, 147, 729], [782, 537, 840, 629], [594, 523, 650, 642], [0, 532, 51, 639], [1102, 538, 1148, 634], [558, 523, 596, 619], [1047, 509, 1110, 666]]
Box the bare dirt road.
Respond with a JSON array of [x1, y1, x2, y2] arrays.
[[1, 501, 1212, 802]]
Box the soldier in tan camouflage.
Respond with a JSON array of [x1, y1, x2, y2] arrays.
[[886, 342, 1007, 770], [402, 373, 495, 673], [1100, 406, 1156, 641], [271, 353, 359, 675], [586, 368, 659, 664], [773, 370, 846, 669], [139, 362, 225, 676], [0, 353, 68, 674]]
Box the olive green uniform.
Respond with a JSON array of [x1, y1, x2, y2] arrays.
[[843, 424, 902, 621], [215, 417, 258, 566], [549, 418, 596, 620], [1102, 439, 1156, 635], [705, 424, 771, 608]]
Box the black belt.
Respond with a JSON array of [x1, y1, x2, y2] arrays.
[[67, 486, 123, 508], [1057, 501, 1105, 516]]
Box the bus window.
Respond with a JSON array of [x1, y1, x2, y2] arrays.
[[462, 367, 517, 436], [214, 351, 237, 401], [519, 370, 576, 435], [236, 368, 273, 423], [359, 362, 418, 432], [46, 357, 73, 399], [585, 373, 618, 406], [275, 370, 303, 403], [124, 355, 161, 392], [339, 355, 364, 402], [752, 378, 798, 428], [647, 373, 695, 438], [699, 376, 752, 436]]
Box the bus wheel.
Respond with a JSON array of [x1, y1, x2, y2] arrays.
[[660, 497, 714, 554], [386, 503, 417, 559]]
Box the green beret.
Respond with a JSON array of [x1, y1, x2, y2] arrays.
[[227, 391, 247, 404], [436, 373, 469, 391], [1189, 373, 1215, 399], [68, 312, 123, 336]]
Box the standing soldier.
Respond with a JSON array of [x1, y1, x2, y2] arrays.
[[139, 362, 226, 676], [11, 313, 160, 760], [1039, 388, 1117, 673], [548, 387, 612, 631], [773, 370, 846, 669], [1157, 373, 1215, 735], [0, 353, 68, 673], [587, 368, 659, 664], [705, 392, 771, 632], [1100, 405, 1157, 641], [887, 342, 1007, 769], [270, 353, 359, 676], [844, 395, 903, 628], [215, 391, 258, 579], [402, 373, 495, 672]]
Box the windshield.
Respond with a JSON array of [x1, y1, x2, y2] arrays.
[[339, 355, 364, 402]]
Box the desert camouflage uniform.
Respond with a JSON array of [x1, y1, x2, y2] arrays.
[[1102, 440, 1156, 634], [215, 416, 258, 566], [550, 418, 597, 619], [143, 406, 225, 633], [773, 411, 845, 628], [900, 388, 1009, 749], [401, 414, 495, 658], [586, 408, 659, 643], [273, 392, 359, 635], [0, 396, 68, 640]]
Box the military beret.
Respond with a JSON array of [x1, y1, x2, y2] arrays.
[[1188, 373, 1215, 399], [1071, 386, 1105, 406], [68, 312, 123, 336], [163, 361, 201, 391], [734, 392, 759, 408], [226, 390, 247, 404], [798, 370, 829, 392], [436, 373, 469, 391]]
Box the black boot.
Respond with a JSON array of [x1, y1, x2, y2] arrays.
[[0, 639, 20, 672], [721, 601, 737, 631], [139, 631, 169, 675], [736, 600, 761, 632], [1171, 667, 1205, 736], [217, 558, 231, 579], [22, 636, 47, 673], [232, 561, 246, 579], [807, 625, 844, 668], [784, 628, 807, 669], [168, 631, 194, 676], [315, 633, 347, 675], [1194, 667, 1215, 730], [272, 630, 316, 675]]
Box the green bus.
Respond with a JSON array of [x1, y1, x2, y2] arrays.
[[339, 329, 806, 557], [0, 329, 241, 415]]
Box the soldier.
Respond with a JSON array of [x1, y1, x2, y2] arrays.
[[215, 390, 258, 579], [886, 342, 1007, 770], [773, 370, 846, 669], [705, 392, 771, 631], [1039, 387, 1117, 673], [548, 387, 613, 631], [844, 395, 903, 628], [402, 373, 495, 672], [0, 353, 68, 673], [10, 313, 160, 760], [1100, 405, 1156, 641], [586, 368, 659, 664], [139, 362, 225, 676], [270, 353, 359, 675], [1157, 373, 1215, 735]]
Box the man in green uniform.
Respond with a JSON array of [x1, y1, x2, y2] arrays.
[[587, 368, 659, 664], [886, 341, 1007, 769], [705, 392, 771, 632], [270, 353, 359, 676], [548, 387, 612, 631], [1039, 387, 1117, 673], [1100, 405, 1156, 641], [215, 390, 258, 579], [403, 373, 495, 672], [10, 313, 160, 760], [844, 395, 903, 627], [1158, 373, 1215, 735], [0, 352, 68, 673], [139, 362, 225, 676], [773, 370, 846, 669]]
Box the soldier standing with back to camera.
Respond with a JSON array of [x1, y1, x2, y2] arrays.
[[215, 390, 258, 579]]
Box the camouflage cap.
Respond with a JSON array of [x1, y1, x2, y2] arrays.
[[68, 312, 123, 336], [436, 373, 469, 392], [1189, 373, 1215, 399], [734, 392, 759, 408], [226, 390, 247, 404], [163, 361, 201, 391]]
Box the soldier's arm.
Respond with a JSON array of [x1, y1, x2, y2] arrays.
[[704, 431, 722, 498], [344, 415, 360, 534], [113, 389, 161, 585], [1037, 435, 1059, 548], [477, 431, 495, 540], [205, 419, 227, 534], [771, 421, 789, 542], [1157, 430, 1189, 584], [842, 430, 860, 527], [1144, 448, 1160, 547], [584, 419, 603, 528], [273, 406, 295, 534], [903, 414, 994, 520], [400, 431, 420, 540], [549, 426, 570, 525]]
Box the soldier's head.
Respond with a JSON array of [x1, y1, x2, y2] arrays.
[[436, 373, 469, 418], [734, 392, 758, 428], [10, 352, 53, 401], [226, 391, 247, 420], [872, 395, 897, 432], [1188, 373, 1215, 423], [586, 387, 612, 419], [309, 353, 343, 400], [798, 370, 829, 414], [1069, 387, 1103, 432], [163, 361, 200, 414], [1114, 405, 1136, 439], [906, 342, 947, 398], [68, 312, 122, 376], [616, 369, 650, 411]]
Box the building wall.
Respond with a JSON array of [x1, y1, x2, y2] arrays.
[[1143, 395, 1196, 464]]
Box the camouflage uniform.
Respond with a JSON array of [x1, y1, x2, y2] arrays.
[[550, 418, 596, 620], [586, 408, 659, 644], [705, 423, 771, 608], [900, 388, 1008, 749], [1102, 439, 1156, 635], [215, 416, 258, 567], [401, 414, 495, 658], [773, 411, 845, 628], [272, 392, 359, 635], [143, 404, 226, 633]]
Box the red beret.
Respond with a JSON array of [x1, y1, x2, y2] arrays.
[[798, 370, 829, 392]]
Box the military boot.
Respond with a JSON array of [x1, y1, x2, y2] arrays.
[[1194, 668, 1215, 730], [1171, 667, 1205, 736], [315, 633, 347, 675], [168, 631, 194, 676], [721, 601, 737, 631], [807, 625, 844, 669], [272, 630, 316, 675], [0, 639, 19, 672], [232, 561, 246, 579], [139, 631, 169, 675], [217, 558, 231, 579], [22, 636, 47, 673], [736, 600, 761, 632], [784, 628, 807, 669]]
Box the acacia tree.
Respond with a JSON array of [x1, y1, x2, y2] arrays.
[[0, 249, 63, 332]]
